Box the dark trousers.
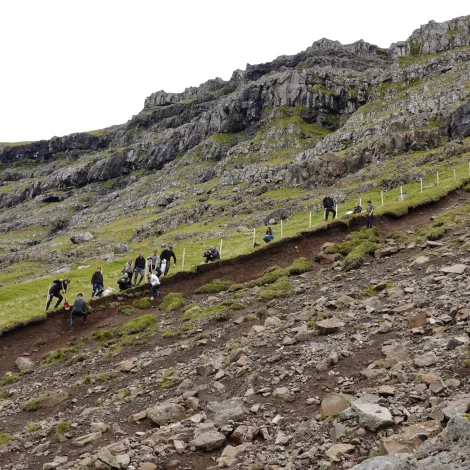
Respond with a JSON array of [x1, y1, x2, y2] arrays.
[[133, 267, 145, 285], [46, 292, 63, 310], [325, 208, 336, 220], [70, 311, 87, 331], [366, 214, 374, 228], [205, 255, 219, 263], [92, 283, 104, 298], [150, 284, 160, 297], [161, 261, 170, 276]]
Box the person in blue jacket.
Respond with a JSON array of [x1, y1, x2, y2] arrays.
[[263, 227, 274, 243]]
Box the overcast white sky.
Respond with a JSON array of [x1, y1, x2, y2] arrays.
[[0, 1, 468, 143]]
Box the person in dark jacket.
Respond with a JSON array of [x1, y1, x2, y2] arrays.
[[91, 267, 104, 298], [45, 279, 70, 311], [204, 246, 220, 263], [70, 293, 87, 332], [133, 252, 146, 286], [117, 273, 132, 290], [323, 194, 336, 221], [160, 245, 176, 276]]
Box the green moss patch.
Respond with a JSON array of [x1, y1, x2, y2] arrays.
[[256, 277, 294, 302], [42, 337, 89, 365], [0, 433, 12, 445], [248, 267, 289, 287], [161, 327, 180, 338], [287, 257, 313, 275], [119, 305, 134, 315], [22, 397, 40, 412], [132, 298, 151, 309], [56, 421, 71, 434], [195, 279, 232, 294], [161, 293, 185, 312], [1, 374, 20, 385]]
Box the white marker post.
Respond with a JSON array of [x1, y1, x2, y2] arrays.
[[469, 161, 470, 176], [181, 248, 186, 271], [323, 209, 326, 221], [309, 211, 312, 228], [420, 178, 423, 193], [281, 220, 283, 239], [359, 197, 362, 208], [400, 186, 403, 201], [437, 172, 439, 185], [219, 239, 223, 258], [335, 204, 338, 219], [454, 169, 456, 181], [252, 228, 256, 247], [381, 191, 384, 207]]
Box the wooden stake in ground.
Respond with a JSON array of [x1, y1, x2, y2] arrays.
[[281, 220, 283, 238], [381, 191, 384, 206], [181, 248, 186, 271], [323, 209, 326, 221], [335, 204, 338, 218], [359, 197, 362, 208], [309, 211, 312, 228], [437, 172, 439, 185], [454, 169, 456, 180], [420, 178, 423, 193], [219, 239, 223, 258], [400, 185, 403, 200], [252, 228, 256, 247]]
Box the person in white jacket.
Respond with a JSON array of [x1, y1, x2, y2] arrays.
[[147, 273, 160, 300]]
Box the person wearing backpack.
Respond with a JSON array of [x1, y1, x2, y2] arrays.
[[45, 279, 70, 311], [91, 267, 104, 298], [70, 293, 87, 333], [133, 252, 146, 286]]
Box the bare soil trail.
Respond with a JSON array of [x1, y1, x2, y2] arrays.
[[1, 188, 469, 375]]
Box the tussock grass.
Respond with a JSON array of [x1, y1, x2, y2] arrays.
[[132, 298, 151, 309], [42, 337, 89, 365], [256, 277, 294, 301], [195, 279, 232, 294], [1, 374, 20, 386], [0, 433, 12, 445], [56, 421, 71, 434], [161, 293, 185, 312]]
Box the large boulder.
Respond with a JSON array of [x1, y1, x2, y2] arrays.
[[146, 401, 185, 426], [351, 401, 394, 432], [70, 232, 94, 244]]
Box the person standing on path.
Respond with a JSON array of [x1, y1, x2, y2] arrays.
[[45, 279, 70, 311], [363, 200, 375, 228], [133, 252, 146, 286], [160, 245, 176, 276], [70, 293, 87, 332], [147, 249, 161, 275], [91, 267, 104, 298], [322, 194, 336, 221]]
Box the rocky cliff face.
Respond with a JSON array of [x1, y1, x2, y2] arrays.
[[1, 15, 470, 252]]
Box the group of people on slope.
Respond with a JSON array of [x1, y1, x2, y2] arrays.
[[323, 194, 375, 228]]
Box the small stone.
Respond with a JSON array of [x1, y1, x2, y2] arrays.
[[317, 318, 345, 334], [414, 352, 438, 367], [325, 443, 355, 462]]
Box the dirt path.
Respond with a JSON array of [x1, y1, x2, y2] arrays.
[[1, 188, 469, 375]]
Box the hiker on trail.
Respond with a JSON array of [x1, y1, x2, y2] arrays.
[[91, 267, 104, 299], [323, 194, 336, 221], [160, 245, 176, 276], [204, 246, 220, 263], [133, 252, 146, 286], [117, 273, 132, 290], [263, 227, 274, 243], [147, 272, 160, 300], [362, 200, 375, 228], [121, 258, 134, 277], [147, 249, 161, 276], [45, 279, 70, 311], [70, 293, 87, 333]]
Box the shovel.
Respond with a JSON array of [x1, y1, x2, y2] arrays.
[[63, 297, 70, 310]]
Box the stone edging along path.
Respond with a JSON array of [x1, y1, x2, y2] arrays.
[[1, 185, 469, 341]]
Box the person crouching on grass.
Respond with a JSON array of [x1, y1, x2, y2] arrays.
[[147, 272, 160, 300]]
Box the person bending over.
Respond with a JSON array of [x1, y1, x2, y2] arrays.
[[45, 279, 70, 311], [147, 272, 161, 300], [204, 246, 220, 263], [160, 245, 177, 276], [70, 293, 87, 332], [322, 194, 336, 221]]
